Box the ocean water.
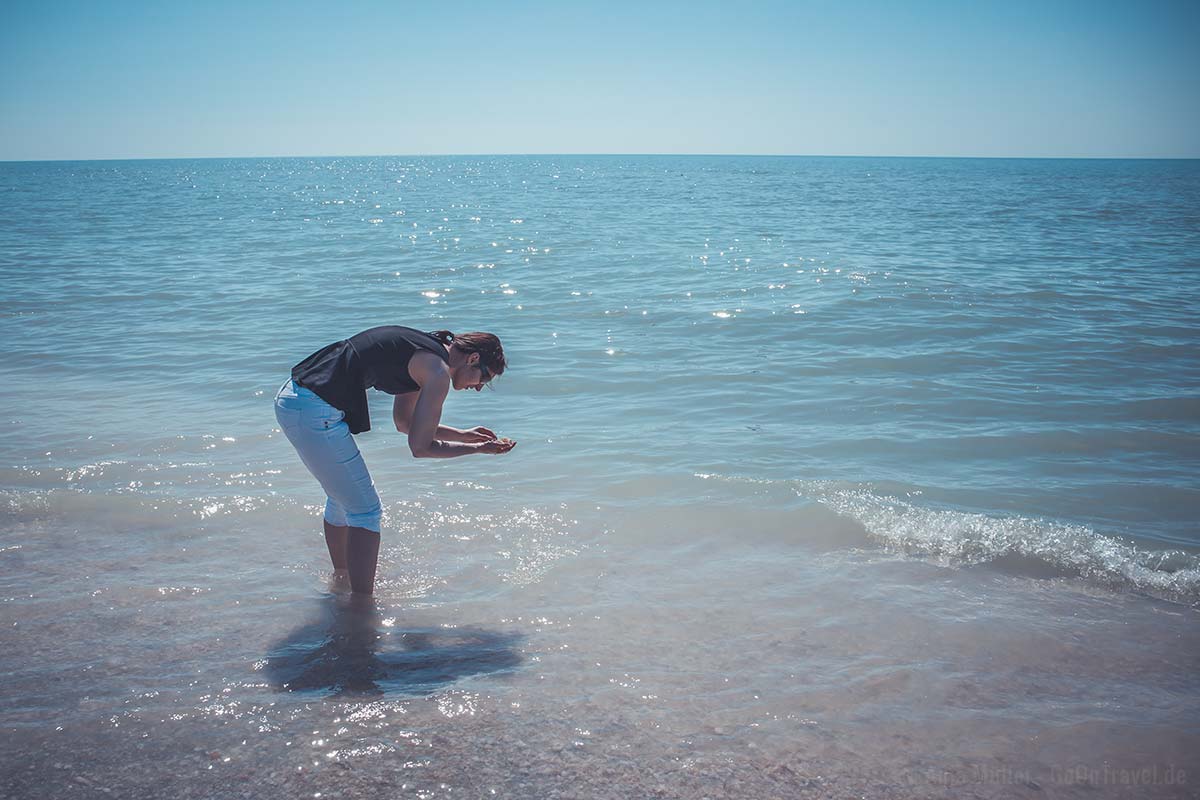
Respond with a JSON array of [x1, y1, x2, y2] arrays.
[[1, 155, 1198, 798]]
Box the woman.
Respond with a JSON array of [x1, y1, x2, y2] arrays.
[[274, 326, 516, 595]]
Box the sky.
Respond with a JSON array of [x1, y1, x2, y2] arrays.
[[0, 0, 1197, 160]]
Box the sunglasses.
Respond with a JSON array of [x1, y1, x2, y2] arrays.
[[476, 360, 493, 385]]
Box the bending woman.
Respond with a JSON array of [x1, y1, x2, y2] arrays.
[[274, 326, 515, 595]]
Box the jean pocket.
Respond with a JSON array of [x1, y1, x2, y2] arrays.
[[301, 404, 346, 432]]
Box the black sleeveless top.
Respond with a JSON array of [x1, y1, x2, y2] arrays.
[[291, 326, 450, 434]]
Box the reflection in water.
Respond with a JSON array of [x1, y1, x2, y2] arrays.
[[264, 591, 524, 697]]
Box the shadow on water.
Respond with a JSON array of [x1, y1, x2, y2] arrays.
[[263, 588, 524, 698]]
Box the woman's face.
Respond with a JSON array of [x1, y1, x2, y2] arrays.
[[451, 353, 491, 391]]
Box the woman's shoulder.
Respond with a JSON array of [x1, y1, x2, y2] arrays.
[[407, 349, 451, 388]]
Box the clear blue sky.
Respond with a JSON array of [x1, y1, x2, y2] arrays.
[[1, 0, 1197, 160]]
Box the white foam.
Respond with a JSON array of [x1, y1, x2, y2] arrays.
[[690, 472, 1200, 604], [815, 487, 1200, 604]]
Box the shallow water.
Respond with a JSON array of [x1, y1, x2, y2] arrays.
[[2, 155, 1199, 797]]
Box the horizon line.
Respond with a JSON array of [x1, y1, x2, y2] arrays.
[[3, 152, 1199, 165]]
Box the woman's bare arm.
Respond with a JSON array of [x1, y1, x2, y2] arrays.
[[405, 361, 479, 458], [393, 392, 492, 442]]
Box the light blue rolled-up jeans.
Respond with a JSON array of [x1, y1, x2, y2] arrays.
[[274, 379, 382, 532]]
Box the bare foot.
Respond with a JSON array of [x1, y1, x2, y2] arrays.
[[327, 569, 352, 594]]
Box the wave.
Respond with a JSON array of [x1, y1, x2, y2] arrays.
[[693, 474, 1200, 606], [821, 488, 1198, 602]]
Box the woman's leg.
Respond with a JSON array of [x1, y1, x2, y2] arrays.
[[323, 520, 349, 571], [277, 382, 383, 594], [322, 498, 350, 572], [306, 428, 382, 594], [346, 528, 380, 594], [323, 495, 381, 593]]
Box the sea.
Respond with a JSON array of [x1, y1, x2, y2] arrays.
[[1, 155, 1198, 799]]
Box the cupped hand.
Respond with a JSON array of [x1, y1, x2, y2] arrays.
[[476, 437, 516, 454], [462, 426, 498, 443]]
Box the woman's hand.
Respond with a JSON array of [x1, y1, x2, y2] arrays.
[[475, 437, 516, 454], [460, 426, 498, 443]]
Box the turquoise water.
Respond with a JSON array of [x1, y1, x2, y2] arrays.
[[2, 156, 1199, 798]]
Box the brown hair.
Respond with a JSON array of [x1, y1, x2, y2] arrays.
[[430, 330, 507, 377]]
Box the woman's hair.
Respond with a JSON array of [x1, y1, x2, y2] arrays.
[[430, 330, 507, 376]]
